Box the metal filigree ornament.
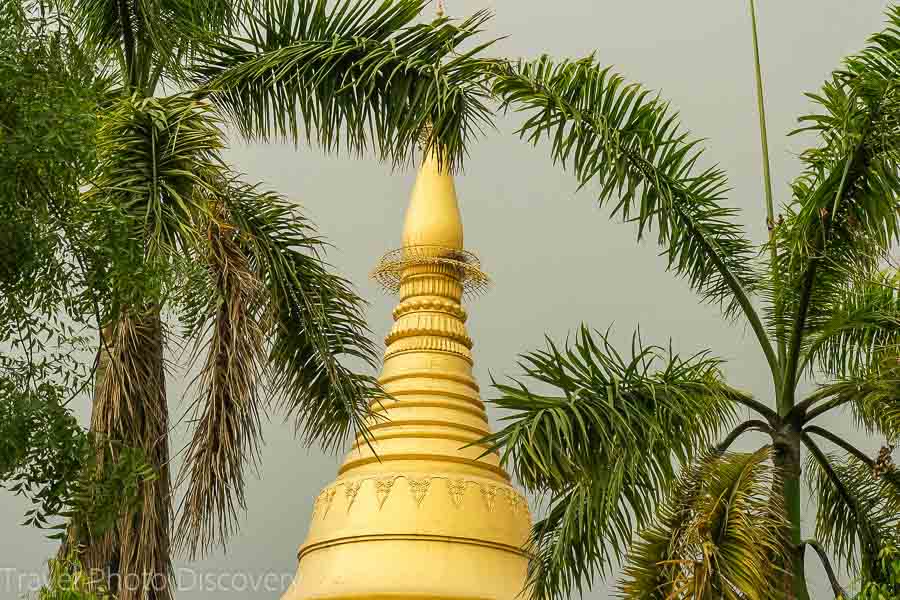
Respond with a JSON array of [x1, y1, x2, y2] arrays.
[[372, 245, 490, 298]]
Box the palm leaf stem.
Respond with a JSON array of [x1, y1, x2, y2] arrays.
[[784, 263, 820, 409], [749, 0, 786, 373], [594, 132, 781, 389], [728, 390, 779, 424], [782, 147, 860, 411], [493, 58, 778, 391], [801, 538, 849, 599], [792, 384, 852, 423], [146, 45, 184, 96], [805, 395, 855, 424], [685, 210, 782, 392], [805, 425, 875, 468], [802, 433, 865, 528], [749, 0, 776, 232], [599, 150, 779, 382], [715, 419, 772, 452]]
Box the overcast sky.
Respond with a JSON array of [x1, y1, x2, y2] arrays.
[[2, 1, 897, 598]]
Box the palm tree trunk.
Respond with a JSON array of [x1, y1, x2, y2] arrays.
[[773, 427, 809, 600], [81, 308, 173, 600]]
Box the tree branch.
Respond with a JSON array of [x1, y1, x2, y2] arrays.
[[790, 385, 839, 422], [801, 539, 849, 599], [726, 389, 780, 425], [715, 419, 772, 453], [802, 434, 856, 505], [805, 425, 875, 468], [805, 395, 855, 424]]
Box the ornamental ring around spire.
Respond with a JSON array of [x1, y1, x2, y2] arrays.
[[371, 244, 490, 297]]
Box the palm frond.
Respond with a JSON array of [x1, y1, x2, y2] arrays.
[[171, 175, 383, 556], [620, 447, 789, 600], [800, 270, 899, 378], [193, 0, 496, 170], [64, 0, 243, 89], [173, 203, 268, 559], [524, 477, 626, 600], [88, 92, 383, 557], [804, 446, 900, 581], [775, 6, 900, 393], [84, 309, 172, 600], [805, 357, 900, 441], [63, 0, 129, 56], [491, 56, 763, 322], [215, 179, 382, 451], [84, 94, 225, 311], [618, 455, 706, 600], [483, 326, 737, 599]]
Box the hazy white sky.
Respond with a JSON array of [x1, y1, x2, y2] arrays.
[[2, 1, 896, 598]]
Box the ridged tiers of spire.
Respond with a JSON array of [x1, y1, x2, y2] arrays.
[[281, 153, 531, 600]]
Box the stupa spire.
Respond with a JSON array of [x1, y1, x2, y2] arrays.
[[281, 52, 530, 600], [400, 151, 463, 250]]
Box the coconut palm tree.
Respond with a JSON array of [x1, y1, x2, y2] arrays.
[[484, 4, 900, 599], [42, 0, 494, 597]]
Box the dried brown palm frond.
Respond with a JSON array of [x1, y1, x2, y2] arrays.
[[171, 177, 386, 559], [174, 204, 268, 559], [82, 309, 172, 600]]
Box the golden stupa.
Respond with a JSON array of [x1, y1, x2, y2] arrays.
[[280, 149, 532, 599]]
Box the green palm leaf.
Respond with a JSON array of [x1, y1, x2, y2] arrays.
[[800, 270, 900, 378], [804, 357, 900, 442], [64, 0, 242, 89], [82, 89, 383, 557], [85, 95, 222, 251], [804, 449, 900, 581], [490, 57, 760, 316], [776, 7, 900, 397], [620, 448, 789, 600], [193, 0, 496, 170], [484, 326, 737, 599], [217, 179, 382, 449]]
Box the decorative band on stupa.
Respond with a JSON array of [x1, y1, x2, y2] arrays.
[[371, 244, 490, 297]]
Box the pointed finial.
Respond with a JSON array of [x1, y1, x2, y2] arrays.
[[401, 151, 462, 250], [436, 0, 445, 17]]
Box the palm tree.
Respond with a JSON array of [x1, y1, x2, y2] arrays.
[[484, 4, 900, 599], [43, 0, 493, 597]]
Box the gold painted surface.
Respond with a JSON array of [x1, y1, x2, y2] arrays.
[[401, 153, 463, 250], [281, 154, 531, 600]]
